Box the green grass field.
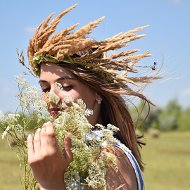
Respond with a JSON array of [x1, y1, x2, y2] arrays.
[[142, 132, 190, 190], [0, 138, 22, 190], [0, 132, 190, 190]]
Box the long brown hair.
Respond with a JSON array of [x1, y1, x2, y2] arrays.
[[55, 62, 151, 171]]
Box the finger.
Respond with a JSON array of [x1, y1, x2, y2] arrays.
[[43, 122, 58, 155], [40, 127, 48, 156], [44, 122, 57, 146], [33, 128, 41, 155], [42, 122, 47, 131], [44, 122, 55, 136], [64, 134, 73, 162], [27, 134, 34, 162]]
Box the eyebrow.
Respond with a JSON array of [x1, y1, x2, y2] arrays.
[[39, 77, 76, 84]]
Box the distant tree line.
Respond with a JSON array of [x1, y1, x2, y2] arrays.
[[130, 99, 190, 132]]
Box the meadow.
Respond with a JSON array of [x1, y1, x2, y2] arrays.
[[0, 132, 190, 190], [142, 132, 190, 190]]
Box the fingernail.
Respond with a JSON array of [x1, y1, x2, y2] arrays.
[[67, 133, 72, 139], [43, 121, 51, 127], [37, 128, 41, 132], [27, 134, 32, 140]]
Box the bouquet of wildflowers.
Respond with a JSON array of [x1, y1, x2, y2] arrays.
[[1, 75, 119, 190]]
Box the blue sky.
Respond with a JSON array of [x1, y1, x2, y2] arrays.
[[0, 0, 190, 112]]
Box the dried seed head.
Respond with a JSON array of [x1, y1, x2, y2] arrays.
[[24, 4, 158, 96]]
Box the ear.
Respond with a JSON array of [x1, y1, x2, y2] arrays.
[[95, 93, 102, 105]]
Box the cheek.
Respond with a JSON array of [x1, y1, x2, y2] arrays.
[[83, 95, 95, 109], [78, 89, 96, 109], [58, 90, 80, 101]]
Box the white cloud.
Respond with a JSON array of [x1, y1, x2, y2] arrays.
[[181, 88, 190, 97]]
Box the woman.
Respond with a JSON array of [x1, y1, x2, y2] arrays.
[[25, 4, 155, 190]]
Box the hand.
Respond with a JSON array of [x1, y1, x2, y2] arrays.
[[27, 122, 73, 190]]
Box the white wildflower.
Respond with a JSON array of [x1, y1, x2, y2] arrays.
[[54, 82, 63, 90], [1, 75, 119, 190], [46, 92, 60, 105], [95, 123, 104, 129], [54, 112, 69, 127], [14, 124, 23, 133], [7, 113, 20, 121], [84, 109, 93, 116], [100, 141, 108, 148], [63, 97, 74, 106], [107, 124, 119, 132], [2, 126, 10, 139], [15, 75, 28, 89]]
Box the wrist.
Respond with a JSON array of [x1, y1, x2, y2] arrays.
[[39, 181, 66, 190]]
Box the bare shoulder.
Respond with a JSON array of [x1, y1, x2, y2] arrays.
[[106, 146, 138, 190]]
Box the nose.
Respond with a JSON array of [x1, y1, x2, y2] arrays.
[[48, 85, 61, 105]]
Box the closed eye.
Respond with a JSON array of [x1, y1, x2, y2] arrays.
[[61, 85, 73, 91], [42, 87, 50, 92]]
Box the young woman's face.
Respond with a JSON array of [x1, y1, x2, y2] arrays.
[[39, 63, 101, 125]]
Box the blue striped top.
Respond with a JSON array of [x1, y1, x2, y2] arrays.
[[115, 141, 144, 190]]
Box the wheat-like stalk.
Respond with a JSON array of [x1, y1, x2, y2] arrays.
[[24, 3, 159, 97]]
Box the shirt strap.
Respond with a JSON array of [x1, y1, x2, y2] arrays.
[[114, 141, 144, 190]]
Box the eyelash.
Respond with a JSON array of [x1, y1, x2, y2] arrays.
[[42, 88, 50, 93], [42, 85, 73, 92], [61, 85, 73, 91]]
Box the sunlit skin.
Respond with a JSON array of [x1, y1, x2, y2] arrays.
[[39, 63, 102, 125]]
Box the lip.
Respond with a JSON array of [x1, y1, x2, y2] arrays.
[[48, 107, 61, 116]]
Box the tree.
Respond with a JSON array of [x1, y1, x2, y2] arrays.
[[178, 107, 190, 131], [158, 99, 181, 131], [129, 100, 160, 132]]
